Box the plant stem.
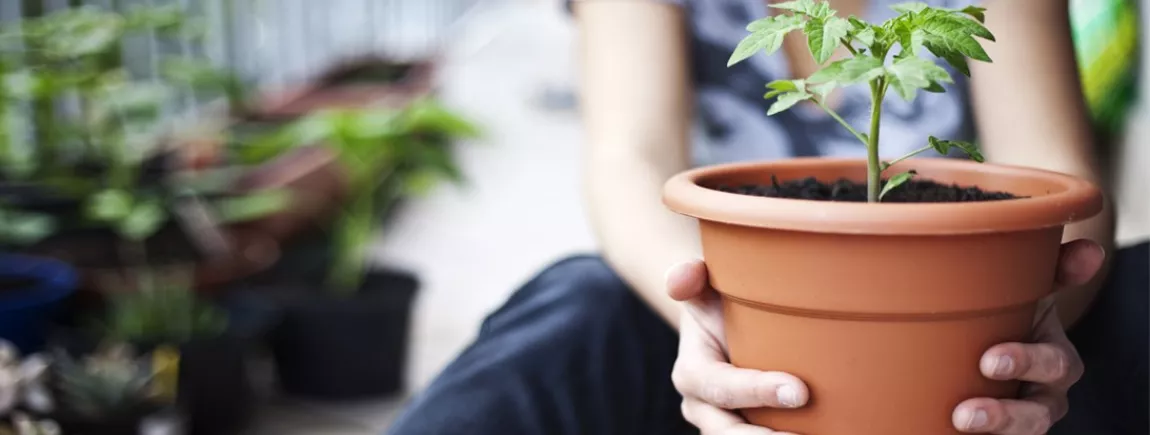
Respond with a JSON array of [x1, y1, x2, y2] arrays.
[[883, 144, 933, 170], [813, 98, 868, 146], [841, 39, 859, 56], [866, 79, 887, 203]]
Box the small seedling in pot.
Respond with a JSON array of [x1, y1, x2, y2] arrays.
[[728, 0, 994, 202]]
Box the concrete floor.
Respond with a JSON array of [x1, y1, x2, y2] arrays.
[[246, 1, 1149, 433]]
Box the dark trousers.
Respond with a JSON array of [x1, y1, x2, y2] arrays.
[[388, 244, 1149, 435]]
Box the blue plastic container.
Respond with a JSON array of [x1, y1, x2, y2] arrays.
[[0, 254, 77, 353]]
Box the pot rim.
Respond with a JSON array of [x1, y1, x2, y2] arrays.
[[663, 157, 1104, 235]]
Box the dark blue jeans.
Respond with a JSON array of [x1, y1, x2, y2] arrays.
[[388, 244, 1148, 435]]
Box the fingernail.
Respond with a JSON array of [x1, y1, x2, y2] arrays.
[[992, 355, 1014, 377], [958, 408, 989, 430], [776, 385, 800, 408]]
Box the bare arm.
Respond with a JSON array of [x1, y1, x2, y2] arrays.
[[970, 0, 1116, 327], [574, 1, 696, 326]]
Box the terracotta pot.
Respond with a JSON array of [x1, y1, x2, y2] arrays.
[[662, 157, 1104, 435]]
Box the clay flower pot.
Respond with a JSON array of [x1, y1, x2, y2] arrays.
[[662, 157, 1104, 435]]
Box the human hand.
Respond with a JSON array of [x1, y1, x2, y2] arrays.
[[667, 239, 1103, 435], [953, 239, 1105, 435], [666, 259, 808, 435]]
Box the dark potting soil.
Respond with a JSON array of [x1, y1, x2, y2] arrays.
[[718, 175, 1018, 203]]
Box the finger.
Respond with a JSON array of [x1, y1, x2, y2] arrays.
[[667, 259, 709, 301], [681, 399, 799, 435], [954, 396, 1065, 435], [980, 342, 1082, 387], [1055, 239, 1105, 286], [673, 359, 808, 410]]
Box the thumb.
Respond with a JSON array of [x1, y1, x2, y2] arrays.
[[667, 260, 709, 301]]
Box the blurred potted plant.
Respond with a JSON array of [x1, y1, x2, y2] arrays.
[[45, 343, 176, 435], [96, 269, 254, 435], [0, 254, 76, 355], [0, 4, 295, 292], [259, 98, 479, 398], [0, 339, 54, 426]]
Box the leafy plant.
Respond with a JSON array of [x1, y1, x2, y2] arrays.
[[103, 270, 228, 344], [51, 344, 161, 419], [0, 4, 271, 249], [263, 98, 480, 294], [728, 0, 993, 202]]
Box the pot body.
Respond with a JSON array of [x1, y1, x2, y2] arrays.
[[0, 255, 77, 353], [663, 158, 1104, 435], [270, 270, 419, 399], [706, 223, 1058, 434]]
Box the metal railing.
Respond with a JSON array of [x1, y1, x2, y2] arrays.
[[2, 0, 480, 88]]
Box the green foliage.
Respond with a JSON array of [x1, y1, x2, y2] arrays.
[[264, 98, 480, 294], [0, 3, 263, 250], [105, 271, 227, 344], [729, 0, 995, 202], [0, 207, 55, 246]]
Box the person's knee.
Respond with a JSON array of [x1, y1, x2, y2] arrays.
[[528, 255, 636, 311], [479, 255, 639, 336]]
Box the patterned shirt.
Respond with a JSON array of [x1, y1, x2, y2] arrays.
[[573, 0, 981, 167]]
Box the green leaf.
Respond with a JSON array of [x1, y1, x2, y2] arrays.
[[851, 26, 875, 47], [767, 90, 813, 116], [885, 57, 953, 101], [879, 171, 917, 200], [917, 9, 995, 70], [930, 136, 984, 162], [1, 211, 56, 245], [729, 15, 805, 66], [770, 0, 831, 18], [402, 99, 482, 138], [928, 136, 950, 154], [118, 199, 166, 242], [810, 81, 838, 99], [894, 21, 925, 58], [808, 56, 884, 85], [957, 6, 987, 23], [37, 8, 126, 59], [764, 79, 802, 99], [890, 2, 929, 14], [123, 4, 185, 32], [87, 189, 134, 221], [805, 17, 850, 64], [213, 190, 292, 223]]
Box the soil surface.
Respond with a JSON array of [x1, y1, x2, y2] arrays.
[[718, 176, 1018, 202]]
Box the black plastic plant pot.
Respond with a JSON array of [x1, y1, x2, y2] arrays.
[[270, 269, 419, 399], [177, 336, 256, 435]]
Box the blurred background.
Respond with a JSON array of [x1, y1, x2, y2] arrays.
[[0, 0, 1144, 434]]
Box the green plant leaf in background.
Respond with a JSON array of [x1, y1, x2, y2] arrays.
[[117, 199, 167, 242], [0, 208, 56, 246], [87, 189, 134, 221], [33, 7, 126, 60], [212, 190, 292, 224]]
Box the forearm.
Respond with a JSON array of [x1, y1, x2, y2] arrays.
[[971, 0, 1116, 327], [586, 151, 699, 326], [576, 1, 694, 326]]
